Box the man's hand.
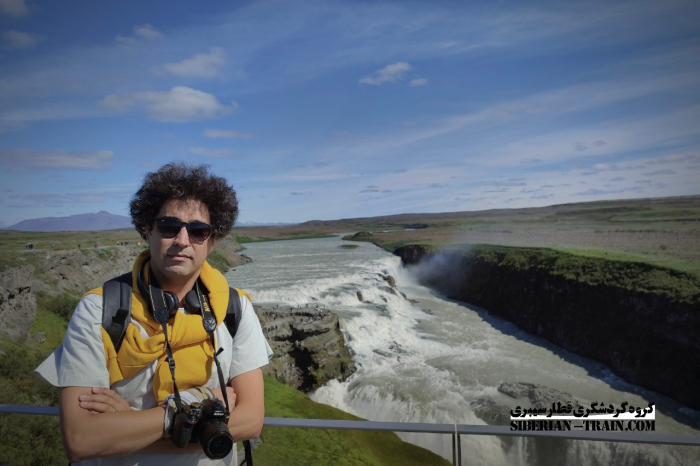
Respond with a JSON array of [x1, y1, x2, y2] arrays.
[[60, 386, 166, 462], [78, 387, 130, 414], [211, 385, 236, 408]]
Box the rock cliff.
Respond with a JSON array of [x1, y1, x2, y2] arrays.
[[394, 244, 700, 411], [0, 266, 36, 339], [256, 306, 356, 392]]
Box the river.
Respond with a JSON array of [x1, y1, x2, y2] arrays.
[[226, 236, 700, 465]]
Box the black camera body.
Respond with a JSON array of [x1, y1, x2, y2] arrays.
[[171, 398, 234, 459]]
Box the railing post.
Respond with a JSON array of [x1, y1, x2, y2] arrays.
[[457, 429, 462, 466], [451, 431, 457, 466]]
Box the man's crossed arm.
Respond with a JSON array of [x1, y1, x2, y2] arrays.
[[60, 368, 264, 462]]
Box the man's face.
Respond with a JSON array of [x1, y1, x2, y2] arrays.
[[145, 198, 217, 286]]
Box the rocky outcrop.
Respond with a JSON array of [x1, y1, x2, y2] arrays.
[[32, 247, 141, 296], [256, 306, 356, 392], [397, 244, 700, 411], [380, 273, 396, 288], [0, 266, 36, 339], [394, 244, 432, 265], [214, 236, 252, 269]]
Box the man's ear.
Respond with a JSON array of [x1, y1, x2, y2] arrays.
[[209, 237, 218, 252]]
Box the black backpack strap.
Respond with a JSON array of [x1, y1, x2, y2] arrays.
[[226, 287, 254, 466], [102, 272, 133, 353], [225, 287, 243, 339]]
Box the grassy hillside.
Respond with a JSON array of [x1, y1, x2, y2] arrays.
[[0, 228, 141, 253], [238, 195, 700, 274], [0, 230, 244, 275], [0, 337, 64, 466], [467, 244, 700, 303]]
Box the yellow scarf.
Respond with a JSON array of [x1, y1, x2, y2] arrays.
[[89, 250, 250, 403]]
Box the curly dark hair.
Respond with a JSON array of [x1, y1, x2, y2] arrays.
[[130, 162, 238, 240]]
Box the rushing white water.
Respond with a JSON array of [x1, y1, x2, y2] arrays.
[[227, 236, 700, 465]]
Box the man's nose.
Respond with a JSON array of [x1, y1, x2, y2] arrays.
[[173, 225, 191, 246]]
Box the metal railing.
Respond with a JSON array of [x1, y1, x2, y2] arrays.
[[2, 404, 700, 466]]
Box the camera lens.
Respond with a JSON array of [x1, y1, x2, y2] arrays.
[[197, 420, 234, 459]]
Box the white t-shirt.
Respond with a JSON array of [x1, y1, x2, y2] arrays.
[[35, 292, 273, 466]]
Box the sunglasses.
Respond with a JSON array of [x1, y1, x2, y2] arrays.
[[155, 217, 213, 243]]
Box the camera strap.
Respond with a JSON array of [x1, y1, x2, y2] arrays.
[[161, 283, 251, 465], [199, 286, 254, 466], [151, 287, 184, 412], [196, 282, 231, 422]]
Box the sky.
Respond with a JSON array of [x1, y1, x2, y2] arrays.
[[0, 0, 699, 226]]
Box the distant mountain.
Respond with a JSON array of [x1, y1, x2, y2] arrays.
[[4, 211, 132, 232]]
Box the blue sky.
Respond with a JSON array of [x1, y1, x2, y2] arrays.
[[0, 0, 699, 226]]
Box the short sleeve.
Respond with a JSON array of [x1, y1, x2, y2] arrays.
[[34, 294, 111, 388], [228, 295, 273, 379]]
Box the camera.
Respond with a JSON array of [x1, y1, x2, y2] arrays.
[[171, 397, 234, 459]]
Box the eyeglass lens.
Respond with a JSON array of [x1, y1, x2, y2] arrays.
[[157, 217, 212, 242]]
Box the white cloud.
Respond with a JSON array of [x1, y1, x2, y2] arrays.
[[204, 129, 254, 139], [115, 23, 161, 45], [576, 188, 625, 196], [134, 24, 161, 40], [270, 172, 361, 182], [23, 193, 108, 205], [163, 47, 225, 78], [0, 149, 113, 170], [114, 35, 137, 46], [649, 153, 700, 165], [3, 30, 42, 50], [409, 78, 428, 87], [100, 86, 237, 122], [359, 62, 411, 85], [114, 35, 138, 46], [0, 0, 28, 17], [0, 105, 99, 133], [189, 147, 236, 158], [643, 169, 676, 176]]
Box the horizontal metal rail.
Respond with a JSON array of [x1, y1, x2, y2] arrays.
[[3, 404, 699, 466]]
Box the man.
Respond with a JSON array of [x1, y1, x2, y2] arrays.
[[35, 163, 272, 465]]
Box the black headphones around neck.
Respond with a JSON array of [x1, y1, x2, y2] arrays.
[[136, 258, 205, 323]]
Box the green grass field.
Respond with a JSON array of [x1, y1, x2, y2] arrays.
[[332, 196, 700, 277]]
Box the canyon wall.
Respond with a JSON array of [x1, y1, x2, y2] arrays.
[[394, 244, 700, 411]]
